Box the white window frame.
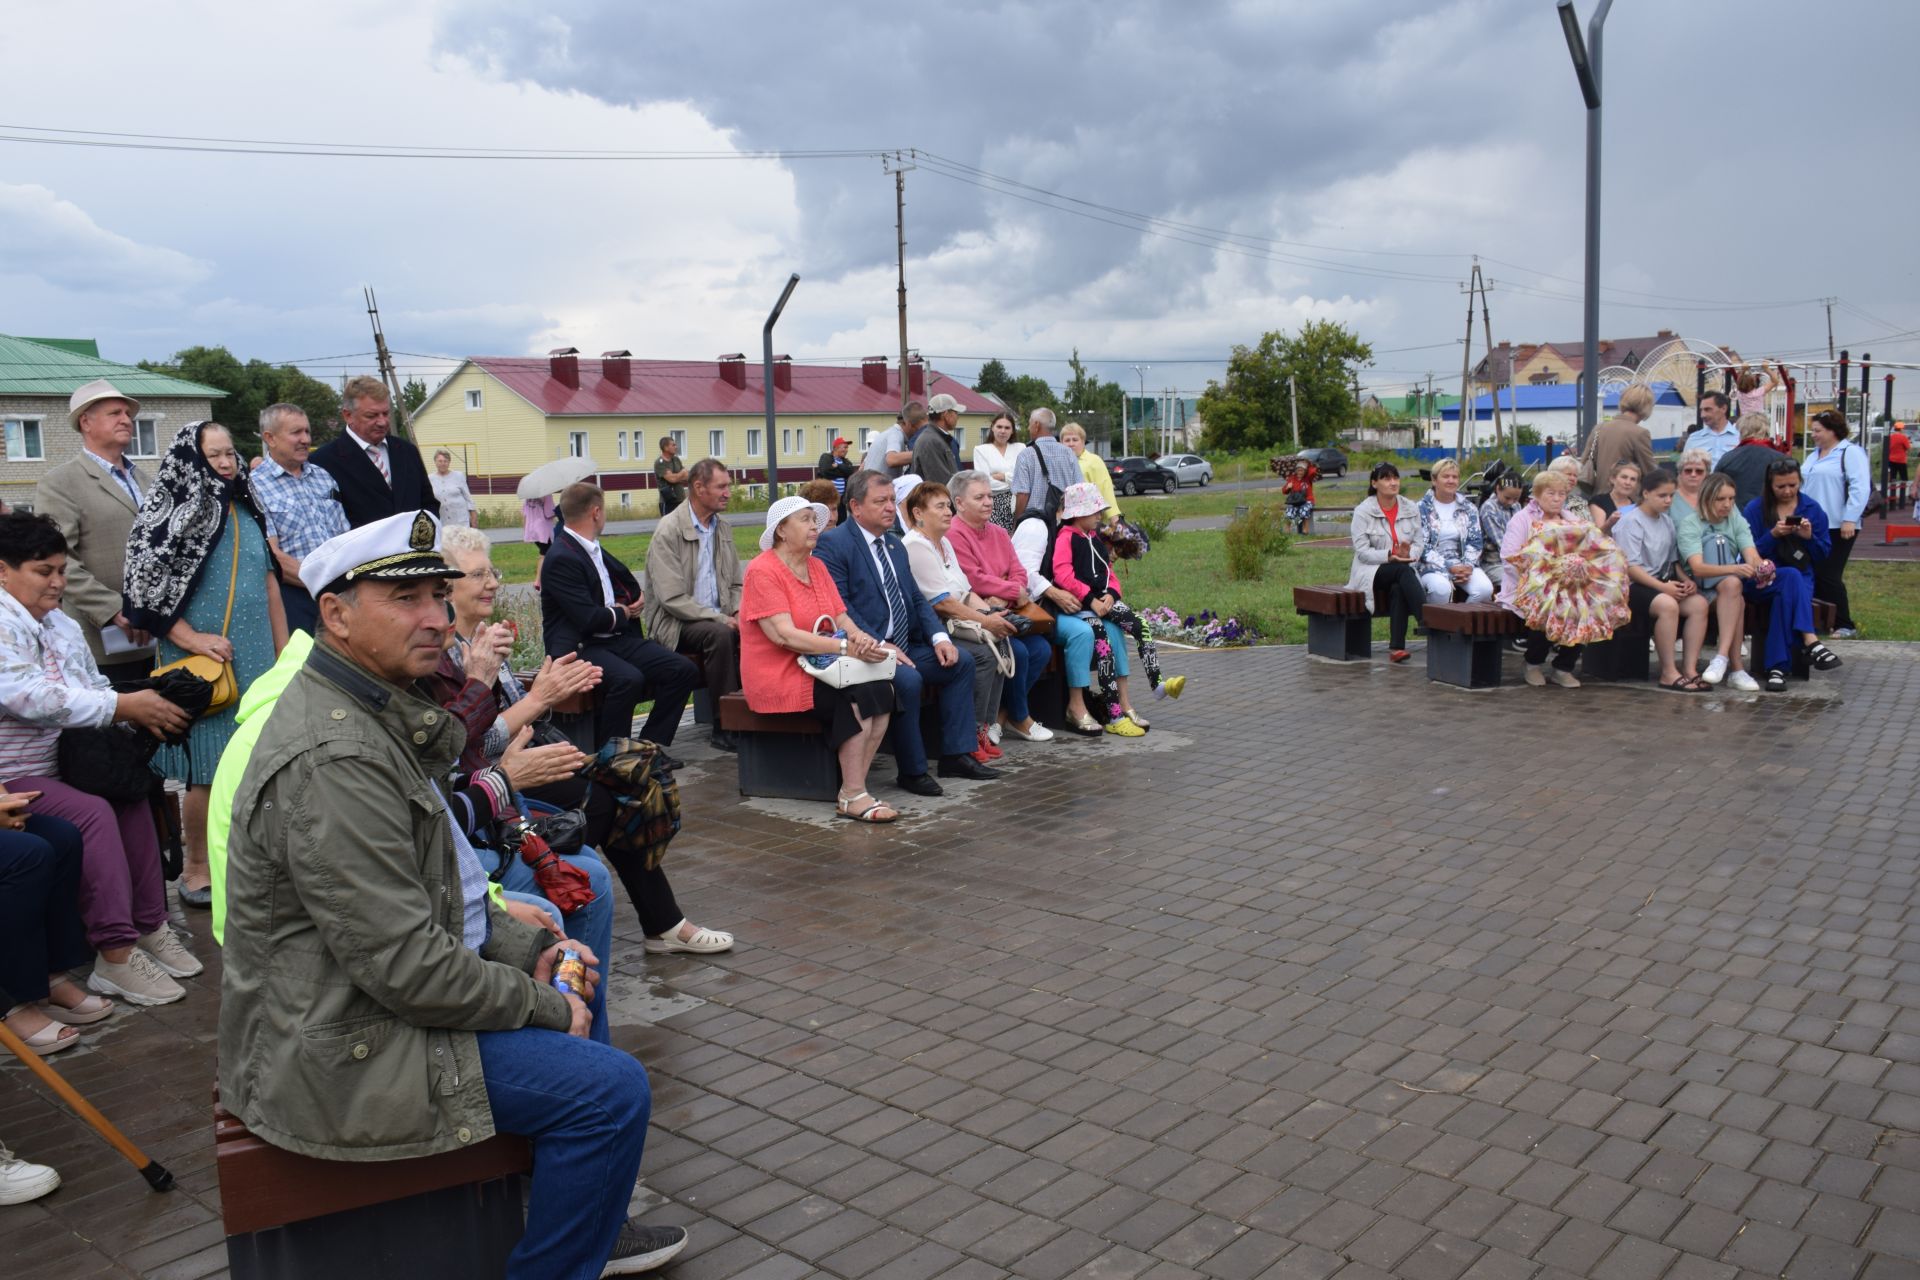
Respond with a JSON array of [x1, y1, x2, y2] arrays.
[[618, 490, 631, 508], [630, 431, 646, 461], [781, 427, 795, 456], [746, 428, 763, 458], [616, 433, 628, 461], [860, 427, 874, 451], [568, 431, 588, 458], [464, 389, 484, 411], [670, 429, 688, 458], [3, 417, 44, 462], [130, 416, 162, 459], [708, 429, 725, 459]]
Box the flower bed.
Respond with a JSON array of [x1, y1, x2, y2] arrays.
[[1142, 605, 1261, 647]]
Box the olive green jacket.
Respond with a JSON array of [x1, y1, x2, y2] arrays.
[[218, 640, 571, 1162]]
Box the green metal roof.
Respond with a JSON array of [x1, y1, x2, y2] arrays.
[[0, 334, 227, 399], [1377, 393, 1461, 416], [23, 337, 100, 357]]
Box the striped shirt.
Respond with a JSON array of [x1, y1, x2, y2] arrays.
[[251, 459, 351, 563]]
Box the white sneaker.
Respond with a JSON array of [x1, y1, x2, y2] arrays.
[[1524, 664, 1547, 687], [1023, 721, 1055, 742], [1701, 654, 1728, 685], [138, 924, 203, 978], [1832, 627, 1858, 638], [1547, 668, 1582, 689], [1727, 669, 1761, 692], [0, 1143, 60, 1205], [89, 950, 186, 1006], [986, 723, 1001, 746]]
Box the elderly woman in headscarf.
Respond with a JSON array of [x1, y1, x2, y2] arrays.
[[123, 420, 288, 908]]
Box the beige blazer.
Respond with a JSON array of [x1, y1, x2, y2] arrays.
[[642, 502, 742, 651], [35, 453, 143, 667]]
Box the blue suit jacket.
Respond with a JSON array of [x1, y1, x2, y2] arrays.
[[815, 520, 942, 648]]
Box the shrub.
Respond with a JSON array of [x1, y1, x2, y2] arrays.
[[1224, 504, 1287, 579], [1131, 504, 1173, 545]]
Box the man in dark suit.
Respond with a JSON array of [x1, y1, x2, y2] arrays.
[[814, 469, 995, 797], [542, 482, 697, 756], [309, 375, 440, 529]]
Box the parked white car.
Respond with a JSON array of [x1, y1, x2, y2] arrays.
[[1158, 453, 1213, 486]]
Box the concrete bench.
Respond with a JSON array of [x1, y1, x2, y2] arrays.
[[718, 692, 840, 800], [1422, 602, 1523, 689], [215, 1089, 529, 1279], [1293, 585, 1371, 661]]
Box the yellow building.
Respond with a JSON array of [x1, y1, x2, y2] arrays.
[[411, 349, 1003, 517]]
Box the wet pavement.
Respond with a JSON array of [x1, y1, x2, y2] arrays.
[[5, 639, 1919, 1279]]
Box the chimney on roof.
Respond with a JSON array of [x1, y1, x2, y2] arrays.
[[549, 346, 580, 389], [907, 354, 926, 397], [717, 353, 747, 390], [601, 349, 632, 388], [773, 355, 792, 393], [1657, 329, 1675, 339], [861, 356, 889, 394]]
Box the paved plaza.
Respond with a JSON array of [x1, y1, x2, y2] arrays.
[[5, 640, 1919, 1279]]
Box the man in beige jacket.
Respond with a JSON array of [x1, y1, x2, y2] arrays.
[[643, 458, 743, 751], [34, 379, 154, 678], [1581, 383, 1659, 497]]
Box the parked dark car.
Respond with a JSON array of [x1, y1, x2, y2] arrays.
[[1110, 456, 1176, 495], [1296, 447, 1348, 478]]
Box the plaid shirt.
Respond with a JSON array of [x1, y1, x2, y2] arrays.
[[1008, 436, 1082, 510], [251, 458, 350, 562]]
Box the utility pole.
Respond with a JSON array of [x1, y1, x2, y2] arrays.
[[884, 152, 916, 416], [1423, 372, 1435, 446], [1824, 297, 1837, 361], [1129, 364, 1150, 457], [1288, 374, 1300, 449], [1473, 262, 1505, 451], [364, 286, 410, 440], [1458, 274, 1476, 463]]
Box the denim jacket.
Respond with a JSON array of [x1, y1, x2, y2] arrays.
[[1417, 491, 1485, 575]]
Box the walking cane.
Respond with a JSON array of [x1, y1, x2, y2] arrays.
[[0, 1019, 174, 1191]]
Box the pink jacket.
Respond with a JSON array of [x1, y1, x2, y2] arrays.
[[1052, 526, 1120, 606], [947, 517, 1025, 600], [522, 496, 556, 542]]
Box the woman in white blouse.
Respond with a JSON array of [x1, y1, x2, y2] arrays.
[[971, 411, 1026, 530], [429, 449, 477, 527]]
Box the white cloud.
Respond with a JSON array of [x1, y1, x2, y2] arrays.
[[0, 183, 210, 294]]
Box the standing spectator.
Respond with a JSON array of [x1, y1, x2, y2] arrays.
[[1884, 421, 1909, 510], [309, 375, 439, 528], [644, 459, 743, 752], [815, 470, 992, 795], [1416, 459, 1491, 603], [1345, 462, 1426, 663], [251, 403, 350, 633], [521, 491, 557, 590], [123, 422, 288, 908], [1716, 414, 1785, 510], [0, 512, 197, 1005], [1683, 391, 1740, 468], [428, 449, 477, 527], [742, 497, 899, 821], [911, 394, 966, 487], [863, 404, 923, 477], [1612, 469, 1713, 691], [1010, 407, 1084, 520], [33, 379, 152, 677], [815, 436, 857, 516], [1, 800, 100, 1056], [1581, 384, 1659, 496], [944, 470, 1056, 744], [1060, 423, 1119, 523], [1800, 409, 1870, 637], [971, 412, 1026, 529], [1478, 471, 1523, 576], [1283, 459, 1318, 535], [652, 436, 688, 517], [543, 483, 697, 757]]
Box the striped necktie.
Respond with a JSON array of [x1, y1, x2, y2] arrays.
[[872, 535, 907, 646], [369, 442, 391, 485]]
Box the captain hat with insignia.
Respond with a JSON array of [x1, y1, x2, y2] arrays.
[[299, 510, 466, 598]]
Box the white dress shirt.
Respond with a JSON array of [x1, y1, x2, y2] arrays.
[[863, 528, 947, 647], [563, 526, 621, 636]]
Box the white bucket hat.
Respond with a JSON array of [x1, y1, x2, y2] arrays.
[[1059, 481, 1107, 521], [69, 377, 141, 426], [761, 495, 831, 552]]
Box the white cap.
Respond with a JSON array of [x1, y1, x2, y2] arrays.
[[760, 496, 831, 552], [69, 378, 141, 426], [927, 393, 963, 416], [298, 510, 464, 596]]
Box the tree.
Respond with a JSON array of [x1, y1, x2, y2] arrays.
[[973, 359, 1059, 423], [138, 346, 343, 456], [973, 358, 1017, 404], [402, 377, 428, 415], [1196, 320, 1373, 452], [1060, 349, 1125, 451]]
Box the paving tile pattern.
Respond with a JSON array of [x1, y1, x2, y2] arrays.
[[4, 641, 1918, 1279]]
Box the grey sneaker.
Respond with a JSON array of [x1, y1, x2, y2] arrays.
[[601, 1222, 688, 1275], [138, 924, 204, 978], [88, 949, 186, 1006], [1547, 668, 1582, 689]]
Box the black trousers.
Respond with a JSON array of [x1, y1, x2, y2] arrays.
[[676, 619, 741, 699], [1523, 628, 1580, 670], [525, 774, 684, 938], [579, 630, 698, 748], [0, 816, 91, 1005], [1812, 529, 1856, 630], [279, 581, 318, 634], [1371, 561, 1425, 648]]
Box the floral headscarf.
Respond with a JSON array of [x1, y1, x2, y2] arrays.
[[122, 420, 269, 634]]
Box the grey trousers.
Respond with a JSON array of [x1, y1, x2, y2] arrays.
[[952, 636, 1006, 727]]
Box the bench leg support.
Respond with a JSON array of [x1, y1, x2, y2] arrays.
[[1426, 631, 1505, 689], [1306, 614, 1372, 662], [736, 731, 842, 801], [228, 1177, 525, 1280], [1581, 633, 1651, 683]]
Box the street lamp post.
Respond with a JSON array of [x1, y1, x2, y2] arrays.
[[1129, 365, 1151, 457], [1558, 0, 1613, 455], [762, 273, 800, 501]]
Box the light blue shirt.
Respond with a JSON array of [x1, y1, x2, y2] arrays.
[[1683, 424, 1739, 467], [432, 783, 492, 952], [1801, 441, 1870, 526], [690, 509, 719, 610], [82, 448, 143, 507]]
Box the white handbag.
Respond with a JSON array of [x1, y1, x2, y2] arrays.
[[796, 614, 896, 688]]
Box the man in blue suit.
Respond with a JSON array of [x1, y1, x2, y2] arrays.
[[815, 469, 997, 796]]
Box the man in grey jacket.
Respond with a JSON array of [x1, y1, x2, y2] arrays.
[[219, 510, 687, 1276], [644, 457, 743, 751], [911, 393, 965, 487]]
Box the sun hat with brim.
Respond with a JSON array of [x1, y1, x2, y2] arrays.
[[300, 510, 465, 597], [1059, 481, 1107, 521], [68, 377, 141, 426], [761, 496, 831, 552]]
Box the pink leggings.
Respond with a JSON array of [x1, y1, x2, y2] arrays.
[[5, 776, 165, 951]]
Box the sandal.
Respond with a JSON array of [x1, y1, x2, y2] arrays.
[[43, 981, 113, 1026], [1764, 669, 1788, 692], [1067, 715, 1103, 736], [834, 791, 899, 824], [643, 919, 736, 954], [1806, 642, 1843, 671], [3, 1007, 80, 1057], [1658, 674, 1707, 692]]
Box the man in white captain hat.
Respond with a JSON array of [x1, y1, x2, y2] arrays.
[[34, 378, 154, 675], [218, 509, 689, 1277]]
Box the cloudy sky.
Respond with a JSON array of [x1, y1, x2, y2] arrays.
[[5, 0, 1916, 407]]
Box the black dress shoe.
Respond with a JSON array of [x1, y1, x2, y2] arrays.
[[938, 755, 1000, 781], [659, 752, 686, 772], [709, 730, 739, 753], [895, 772, 944, 796]]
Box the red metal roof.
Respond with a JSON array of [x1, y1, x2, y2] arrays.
[[469, 355, 1005, 418]]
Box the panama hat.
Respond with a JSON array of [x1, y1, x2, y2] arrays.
[[761, 495, 831, 552], [68, 378, 140, 426], [1059, 481, 1107, 521]]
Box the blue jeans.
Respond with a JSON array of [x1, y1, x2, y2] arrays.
[[481, 845, 613, 1045], [888, 639, 976, 774], [476, 1026, 650, 1280], [1052, 612, 1095, 688], [1000, 632, 1054, 722]]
